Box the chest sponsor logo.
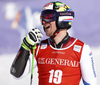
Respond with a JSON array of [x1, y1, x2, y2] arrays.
[[41, 43, 47, 49], [38, 58, 79, 67], [73, 45, 82, 52], [52, 51, 65, 54]]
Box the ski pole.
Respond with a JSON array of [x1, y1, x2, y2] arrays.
[[30, 44, 36, 85]]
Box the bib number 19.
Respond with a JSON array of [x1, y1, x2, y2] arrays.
[[49, 69, 62, 84]]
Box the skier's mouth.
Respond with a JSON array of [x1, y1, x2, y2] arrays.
[[44, 25, 50, 31], [45, 26, 50, 29]]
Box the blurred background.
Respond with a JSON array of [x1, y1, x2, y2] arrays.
[[0, 0, 100, 85]]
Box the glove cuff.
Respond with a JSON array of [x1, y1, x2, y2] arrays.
[[21, 38, 34, 50]]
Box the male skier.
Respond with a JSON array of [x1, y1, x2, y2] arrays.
[[10, 1, 97, 85]]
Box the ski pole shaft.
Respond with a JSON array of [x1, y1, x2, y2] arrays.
[[30, 44, 36, 85]]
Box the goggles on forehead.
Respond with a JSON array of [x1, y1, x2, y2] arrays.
[[41, 10, 74, 23]]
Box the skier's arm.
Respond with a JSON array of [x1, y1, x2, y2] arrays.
[[80, 44, 97, 85], [10, 46, 30, 78], [10, 28, 43, 78]]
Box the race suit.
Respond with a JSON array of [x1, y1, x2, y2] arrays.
[[10, 35, 97, 85]]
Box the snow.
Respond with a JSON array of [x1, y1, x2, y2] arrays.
[[0, 47, 100, 85]]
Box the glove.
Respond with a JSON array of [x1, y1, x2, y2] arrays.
[[21, 28, 43, 50]]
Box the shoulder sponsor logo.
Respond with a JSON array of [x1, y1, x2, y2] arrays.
[[91, 57, 96, 77], [73, 45, 81, 52], [41, 43, 47, 49], [89, 52, 93, 56]]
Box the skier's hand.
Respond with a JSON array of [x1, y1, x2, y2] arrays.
[[22, 28, 43, 50]]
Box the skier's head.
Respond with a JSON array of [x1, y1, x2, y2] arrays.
[[40, 1, 74, 31]]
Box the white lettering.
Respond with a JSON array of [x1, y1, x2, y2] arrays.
[[38, 58, 79, 67]]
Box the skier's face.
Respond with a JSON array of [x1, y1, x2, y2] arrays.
[[40, 10, 57, 37], [42, 20, 57, 37]]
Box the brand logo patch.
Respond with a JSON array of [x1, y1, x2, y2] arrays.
[[73, 45, 81, 52], [41, 43, 47, 49], [89, 52, 93, 56]]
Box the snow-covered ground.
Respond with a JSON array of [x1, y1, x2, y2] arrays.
[[0, 46, 100, 85]]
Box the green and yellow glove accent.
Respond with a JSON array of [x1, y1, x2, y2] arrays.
[[21, 28, 43, 50]]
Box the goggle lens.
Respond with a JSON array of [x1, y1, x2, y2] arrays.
[[41, 10, 56, 22]]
